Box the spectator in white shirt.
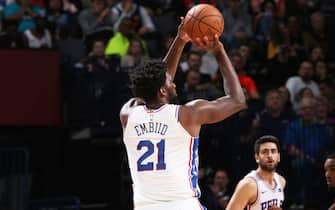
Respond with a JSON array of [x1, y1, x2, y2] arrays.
[[286, 60, 320, 110]]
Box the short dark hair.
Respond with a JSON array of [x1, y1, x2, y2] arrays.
[[254, 135, 280, 154], [128, 60, 167, 103]]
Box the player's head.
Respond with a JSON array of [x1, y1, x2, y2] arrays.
[[325, 153, 335, 188], [254, 135, 280, 172], [128, 60, 177, 104]]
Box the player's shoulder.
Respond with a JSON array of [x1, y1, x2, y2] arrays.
[[180, 99, 210, 120], [180, 99, 209, 116], [120, 98, 144, 114], [232, 176, 258, 202], [276, 173, 286, 188], [120, 97, 145, 128], [243, 176, 258, 186], [183, 99, 209, 107], [237, 176, 258, 191]]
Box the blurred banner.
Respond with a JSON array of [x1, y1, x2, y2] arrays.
[[0, 50, 61, 126]]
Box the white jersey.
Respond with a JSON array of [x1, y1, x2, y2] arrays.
[[123, 104, 201, 208], [24, 29, 52, 48], [245, 170, 284, 210]]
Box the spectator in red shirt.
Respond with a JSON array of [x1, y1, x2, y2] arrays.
[[230, 51, 260, 100]]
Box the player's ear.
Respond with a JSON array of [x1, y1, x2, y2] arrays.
[[159, 86, 167, 96], [255, 153, 259, 163]]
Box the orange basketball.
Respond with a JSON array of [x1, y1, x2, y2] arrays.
[[184, 4, 224, 41]]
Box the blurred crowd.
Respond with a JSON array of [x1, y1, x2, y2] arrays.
[[1, 0, 335, 209]]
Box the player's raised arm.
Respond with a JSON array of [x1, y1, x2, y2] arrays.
[[182, 36, 247, 126], [162, 17, 190, 80], [226, 178, 257, 210]]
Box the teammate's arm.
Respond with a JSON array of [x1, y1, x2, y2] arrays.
[[226, 178, 257, 210], [120, 97, 145, 128], [183, 36, 246, 126], [162, 17, 190, 80]]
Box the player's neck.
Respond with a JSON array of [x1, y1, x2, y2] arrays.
[[146, 97, 169, 110], [145, 101, 166, 110], [256, 169, 275, 184]]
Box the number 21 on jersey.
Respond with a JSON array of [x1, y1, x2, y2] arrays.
[[137, 139, 166, 171]]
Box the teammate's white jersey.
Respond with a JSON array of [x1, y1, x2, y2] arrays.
[[245, 170, 284, 210], [123, 104, 201, 208]]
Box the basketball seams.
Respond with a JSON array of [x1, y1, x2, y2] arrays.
[[185, 4, 224, 40], [189, 5, 208, 39], [197, 15, 223, 34]]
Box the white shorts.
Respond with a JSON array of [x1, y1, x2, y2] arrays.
[[135, 198, 207, 210]]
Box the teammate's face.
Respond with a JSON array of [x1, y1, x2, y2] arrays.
[[164, 73, 177, 102], [256, 143, 280, 172], [325, 158, 335, 187]]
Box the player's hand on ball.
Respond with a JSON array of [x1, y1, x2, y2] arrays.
[[177, 17, 191, 43], [192, 35, 222, 52]]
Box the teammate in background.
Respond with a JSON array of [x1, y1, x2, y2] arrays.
[[324, 154, 335, 210], [119, 18, 246, 209], [226, 135, 285, 210]]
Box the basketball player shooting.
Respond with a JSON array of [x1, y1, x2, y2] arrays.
[[226, 135, 286, 210], [120, 15, 246, 210]]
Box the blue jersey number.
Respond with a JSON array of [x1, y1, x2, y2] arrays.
[[137, 139, 166, 171]]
